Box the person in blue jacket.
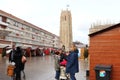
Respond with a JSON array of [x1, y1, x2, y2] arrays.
[[66, 43, 79, 80]]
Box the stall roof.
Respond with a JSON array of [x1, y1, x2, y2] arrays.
[[89, 23, 120, 37]]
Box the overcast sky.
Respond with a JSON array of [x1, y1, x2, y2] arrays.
[[0, 0, 120, 44]]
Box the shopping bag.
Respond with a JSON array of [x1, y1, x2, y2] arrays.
[[22, 56, 27, 63], [7, 64, 15, 77]]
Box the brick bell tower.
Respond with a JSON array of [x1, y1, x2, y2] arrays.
[[60, 9, 73, 51]]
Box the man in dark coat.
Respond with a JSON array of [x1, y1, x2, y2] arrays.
[[14, 46, 23, 80], [66, 44, 79, 80], [9, 45, 16, 62]]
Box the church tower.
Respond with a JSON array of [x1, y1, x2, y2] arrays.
[[60, 9, 73, 51]]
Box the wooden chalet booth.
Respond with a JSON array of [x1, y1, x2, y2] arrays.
[[89, 23, 120, 80]]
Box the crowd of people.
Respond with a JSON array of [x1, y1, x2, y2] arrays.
[[2, 43, 79, 80], [54, 43, 79, 80], [7, 44, 56, 80]]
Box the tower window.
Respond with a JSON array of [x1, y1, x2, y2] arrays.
[[65, 16, 66, 21]]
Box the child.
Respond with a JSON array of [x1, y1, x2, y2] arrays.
[[54, 51, 60, 80], [59, 58, 67, 80]]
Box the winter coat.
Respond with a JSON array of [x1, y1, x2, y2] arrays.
[[66, 51, 79, 74], [14, 48, 23, 72], [54, 55, 60, 71], [60, 53, 67, 62], [9, 49, 16, 62]]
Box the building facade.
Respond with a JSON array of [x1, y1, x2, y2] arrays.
[[0, 10, 60, 51], [89, 23, 120, 80], [60, 9, 72, 51], [89, 24, 114, 34]]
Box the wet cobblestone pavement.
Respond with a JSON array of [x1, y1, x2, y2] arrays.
[[0, 55, 89, 80]]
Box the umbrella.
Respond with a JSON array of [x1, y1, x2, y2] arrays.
[[6, 49, 12, 54]]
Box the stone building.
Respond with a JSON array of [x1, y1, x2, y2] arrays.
[[89, 23, 120, 80], [89, 24, 114, 34], [60, 9, 72, 51]]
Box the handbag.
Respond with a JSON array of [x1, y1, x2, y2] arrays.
[[21, 56, 27, 63]]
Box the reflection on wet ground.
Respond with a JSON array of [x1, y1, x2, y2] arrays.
[[0, 55, 89, 80]]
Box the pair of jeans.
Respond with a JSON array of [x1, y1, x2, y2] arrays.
[[55, 70, 60, 80], [70, 73, 76, 80]]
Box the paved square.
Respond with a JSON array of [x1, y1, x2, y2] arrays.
[[0, 55, 89, 80]]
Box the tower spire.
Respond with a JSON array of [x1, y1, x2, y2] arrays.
[[66, 4, 70, 10]]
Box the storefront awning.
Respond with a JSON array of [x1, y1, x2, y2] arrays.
[[0, 44, 11, 48]]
